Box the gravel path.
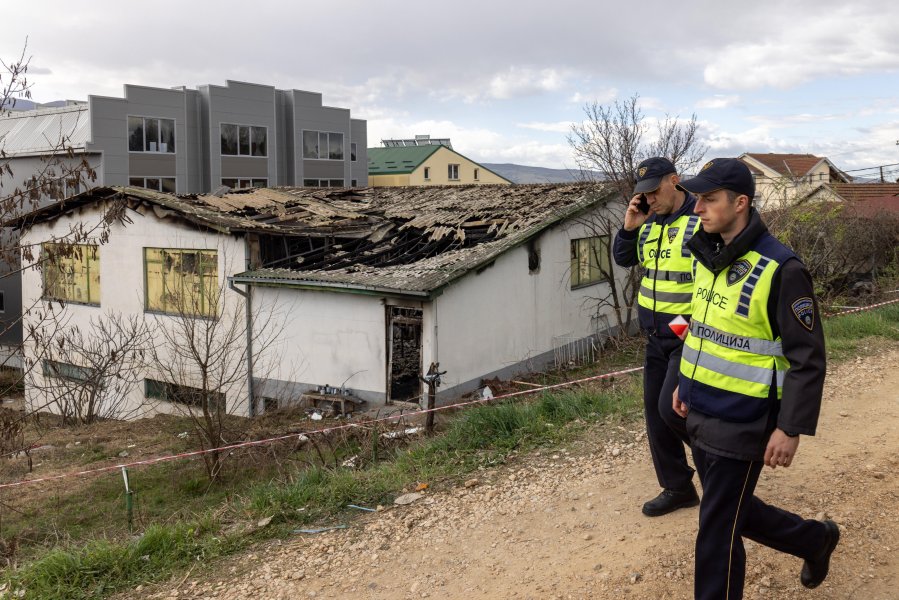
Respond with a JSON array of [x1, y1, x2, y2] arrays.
[[142, 345, 899, 600]]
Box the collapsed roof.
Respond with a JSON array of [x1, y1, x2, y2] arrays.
[[14, 183, 614, 297]]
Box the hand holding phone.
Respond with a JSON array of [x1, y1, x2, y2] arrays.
[[637, 194, 650, 214], [624, 193, 651, 231]]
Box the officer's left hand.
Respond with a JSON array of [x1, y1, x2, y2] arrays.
[[764, 429, 800, 469]]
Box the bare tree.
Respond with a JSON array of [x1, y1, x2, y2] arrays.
[[147, 250, 283, 481], [568, 93, 707, 196], [567, 93, 708, 335], [26, 312, 152, 424], [1, 40, 100, 380]]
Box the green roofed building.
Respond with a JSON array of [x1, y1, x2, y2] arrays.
[[368, 145, 511, 187]]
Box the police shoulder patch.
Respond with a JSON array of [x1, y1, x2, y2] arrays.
[[791, 297, 816, 331], [726, 259, 752, 286], [667, 227, 679, 243]]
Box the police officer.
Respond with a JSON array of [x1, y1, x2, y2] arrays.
[[613, 157, 700, 516], [673, 158, 839, 599]]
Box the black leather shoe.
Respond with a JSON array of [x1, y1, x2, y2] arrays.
[[641, 485, 699, 517], [801, 520, 840, 589]]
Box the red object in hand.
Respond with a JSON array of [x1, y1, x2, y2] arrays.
[[669, 315, 689, 337]]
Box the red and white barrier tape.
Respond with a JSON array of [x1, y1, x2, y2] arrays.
[[0, 365, 643, 490], [825, 296, 899, 317], [2, 296, 896, 491]]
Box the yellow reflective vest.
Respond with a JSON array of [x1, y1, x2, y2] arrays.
[[636, 214, 701, 317], [679, 235, 794, 421]]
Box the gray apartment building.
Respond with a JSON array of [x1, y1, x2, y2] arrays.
[[0, 80, 367, 353]]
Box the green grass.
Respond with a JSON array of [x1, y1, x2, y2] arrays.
[[6, 520, 240, 600], [4, 379, 642, 599], [824, 302, 899, 360], [4, 302, 897, 599]]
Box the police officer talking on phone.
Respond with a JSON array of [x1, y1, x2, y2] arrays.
[[612, 157, 700, 516]]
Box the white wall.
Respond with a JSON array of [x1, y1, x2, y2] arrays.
[[425, 208, 626, 394], [251, 287, 393, 403], [21, 202, 249, 418], [20, 201, 628, 418]]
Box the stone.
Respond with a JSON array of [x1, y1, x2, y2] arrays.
[[394, 493, 425, 506], [464, 479, 479, 488]]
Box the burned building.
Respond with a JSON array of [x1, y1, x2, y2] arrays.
[[15, 183, 625, 418]]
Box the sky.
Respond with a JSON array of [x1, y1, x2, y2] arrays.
[[4, 0, 899, 178]]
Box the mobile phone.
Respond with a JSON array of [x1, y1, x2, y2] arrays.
[[637, 194, 650, 214]]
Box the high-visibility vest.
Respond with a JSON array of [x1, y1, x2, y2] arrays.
[[678, 237, 794, 422], [636, 214, 701, 316]]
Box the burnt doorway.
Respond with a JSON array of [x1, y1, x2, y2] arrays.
[[387, 307, 423, 403]]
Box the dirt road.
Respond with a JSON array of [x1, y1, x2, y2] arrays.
[[145, 345, 899, 600]]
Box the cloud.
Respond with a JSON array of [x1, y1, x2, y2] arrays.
[[703, 6, 899, 89], [569, 87, 618, 104], [636, 96, 665, 111], [516, 121, 574, 133], [479, 141, 577, 170], [366, 118, 504, 154], [744, 113, 843, 128], [366, 116, 576, 169], [441, 67, 574, 103], [695, 95, 740, 109]]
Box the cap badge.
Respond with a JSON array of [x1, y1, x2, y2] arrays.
[[726, 259, 752, 286], [701, 160, 715, 172], [638, 167, 647, 177]]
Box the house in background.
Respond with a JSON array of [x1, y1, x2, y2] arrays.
[[0, 80, 367, 359], [15, 183, 623, 419], [738, 153, 851, 209], [368, 144, 511, 187], [801, 182, 899, 216]]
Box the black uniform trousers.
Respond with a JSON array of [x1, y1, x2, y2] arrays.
[[644, 334, 693, 490], [691, 445, 828, 600]]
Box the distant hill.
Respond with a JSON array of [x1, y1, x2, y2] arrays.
[[2, 99, 73, 112], [482, 163, 604, 184]]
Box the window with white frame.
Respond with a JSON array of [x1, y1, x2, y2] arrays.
[[570, 236, 611, 288], [424, 167, 431, 180], [302, 130, 344, 160], [128, 116, 175, 153], [129, 177, 176, 193], [220, 124, 267, 157], [448, 164, 460, 180], [474, 168, 480, 181], [221, 178, 267, 189]]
